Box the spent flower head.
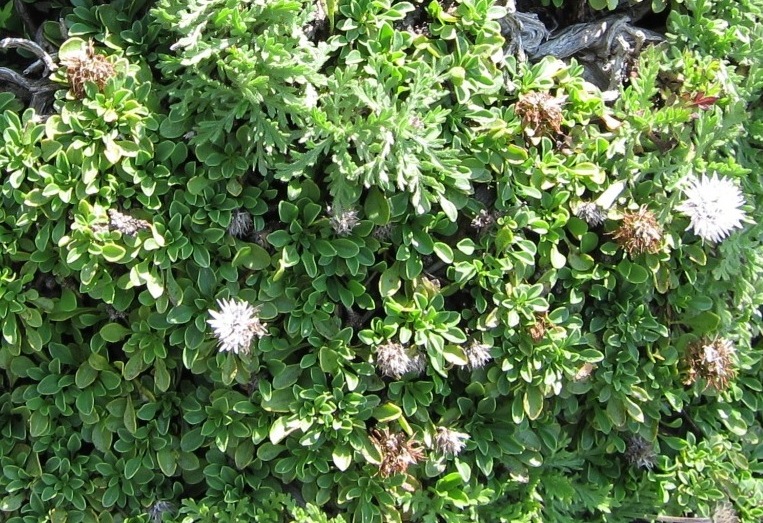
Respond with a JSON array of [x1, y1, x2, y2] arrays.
[[435, 427, 469, 456], [329, 206, 360, 236], [464, 339, 492, 370], [515, 91, 567, 137], [611, 205, 663, 255], [676, 173, 746, 243], [207, 298, 268, 355], [108, 209, 150, 236], [63, 40, 116, 99], [370, 428, 425, 477], [574, 201, 607, 227], [228, 209, 253, 238], [375, 341, 426, 379], [712, 501, 739, 523], [148, 501, 175, 523], [471, 209, 498, 233], [685, 337, 737, 391], [624, 435, 657, 470]]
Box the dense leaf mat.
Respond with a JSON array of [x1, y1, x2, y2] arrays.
[[0, 0, 762, 521]]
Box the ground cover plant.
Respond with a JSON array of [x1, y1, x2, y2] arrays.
[[0, 0, 762, 521]]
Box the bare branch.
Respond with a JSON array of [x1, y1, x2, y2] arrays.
[[0, 38, 58, 74]]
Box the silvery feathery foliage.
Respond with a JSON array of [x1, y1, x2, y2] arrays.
[[304, 83, 319, 109], [624, 435, 657, 470], [574, 201, 607, 226], [375, 341, 426, 379], [207, 298, 268, 355], [435, 427, 470, 456], [148, 501, 175, 523], [676, 173, 747, 243], [464, 340, 492, 370], [228, 209, 253, 238], [329, 206, 360, 236], [108, 209, 150, 236]]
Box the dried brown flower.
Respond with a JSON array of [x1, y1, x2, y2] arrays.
[[712, 501, 739, 523], [515, 92, 567, 137], [528, 313, 550, 343], [63, 40, 116, 99], [684, 337, 737, 391], [370, 427, 425, 478], [611, 206, 663, 255], [573, 362, 596, 382], [108, 209, 151, 236]]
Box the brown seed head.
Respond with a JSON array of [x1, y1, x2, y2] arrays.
[[515, 92, 566, 137], [370, 428, 425, 478], [529, 313, 550, 343], [712, 501, 739, 523], [108, 209, 150, 236], [64, 40, 116, 99], [684, 337, 737, 391], [611, 206, 663, 255]]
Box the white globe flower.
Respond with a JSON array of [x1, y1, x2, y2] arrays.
[[207, 298, 267, 355], [676, 174, 747, 243]]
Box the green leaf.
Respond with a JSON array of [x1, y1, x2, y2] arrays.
[[261, 389, 295, 412], [606, 398, 626, 427], [101, 243, 127, 262], [102, 485, 120, 508], [433, 242, 454, 263], [100, 323, 131, 343], [272, 364, 301, 390], [332, 445, 353, 471], [622, 396, 644, 423], [440, 197, 458, 222], [123, 354, 145, 380], [232, 244, 271, 270], [58, 37, 87, 61], [181, 428, 205, 452], [442, 344, 468, 366], [257, 442, 285, 461], [373, 402, 402, 422], [523, 387, 544, 420], [550, 245, 566, 269], [235, 439, 254, 469], [379, 267, 401, 297], [124, 396, 137, 434], [167, 305, 195, 325], [0, 493, 24, 512], [333, 238, 360, 258], [269, 417, 299, 444], [279, 201, 299, 223], [682, 311, 721, 333], [155, 360, 171, 392], [156, 449, 177, 476], [364, 187, 390, 225], [617, 259, 649, 284], [38, 374, 62, 395], [29, 411, 49, 437]]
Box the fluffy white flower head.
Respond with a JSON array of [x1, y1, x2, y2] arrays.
[[207, 298, 267, 355], [676, 174, 746, 243]]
